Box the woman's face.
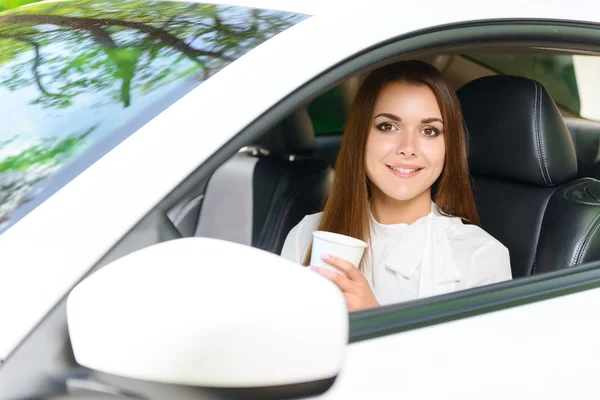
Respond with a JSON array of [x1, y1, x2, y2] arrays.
[[365, 81, 445, 203]]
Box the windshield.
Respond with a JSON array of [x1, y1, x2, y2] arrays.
[[0, 0, 307, 233]]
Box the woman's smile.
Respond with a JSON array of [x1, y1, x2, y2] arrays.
[[386, 163, 424, 178]]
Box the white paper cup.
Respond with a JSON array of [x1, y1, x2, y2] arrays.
[[310, 231, 368, 274]]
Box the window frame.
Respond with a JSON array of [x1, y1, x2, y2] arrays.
[[156, 20, 600, 340]]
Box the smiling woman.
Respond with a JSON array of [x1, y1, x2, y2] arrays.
[[0, 0, 307, 233], [281, 60, 512, 311], [367, 83, 447, 207]]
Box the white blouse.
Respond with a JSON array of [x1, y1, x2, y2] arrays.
[[280, 203, 512, 305]]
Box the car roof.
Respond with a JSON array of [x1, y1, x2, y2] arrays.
[[16, 0, 600, 23], [203, 0, 321, 15], [18, 0, 322, 15]]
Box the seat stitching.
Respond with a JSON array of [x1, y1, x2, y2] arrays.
[[532, 82, 548, 185], [260, 168, 331, 253], [577, 215, 600, 265], [537, 82, 552, 185], [264, 179, 317, 252], [269, 186, 309, 248], [273, 169, 331, 251], [530, 185, 563, 275], [269, 169, 330, 249], [571, 214, 600, 266]]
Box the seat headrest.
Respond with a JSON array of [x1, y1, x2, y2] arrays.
[[252, 109, 316, 155], [457, 75, 577, 186]]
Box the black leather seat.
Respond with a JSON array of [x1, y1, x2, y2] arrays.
[[189, 109, 333, 254], [458, 75, 600, 278], [565, 117, 600, 179]]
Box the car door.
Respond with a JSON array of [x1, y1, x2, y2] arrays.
[[316, 269, 600, 399], [97, 16, 600, 400]]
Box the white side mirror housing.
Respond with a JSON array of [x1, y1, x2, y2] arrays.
[[67, 238, 348, 392]]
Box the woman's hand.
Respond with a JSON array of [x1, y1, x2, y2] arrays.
[[311, 254, 380, 312]]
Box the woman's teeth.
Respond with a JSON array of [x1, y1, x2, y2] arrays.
[[388, 165, 421, 173]]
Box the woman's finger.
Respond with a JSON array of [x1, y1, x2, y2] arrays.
[[310, 266, 354, 292], [321, 254, 362, 281]]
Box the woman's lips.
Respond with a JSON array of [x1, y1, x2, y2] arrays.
[[386, 164, 424, 178]]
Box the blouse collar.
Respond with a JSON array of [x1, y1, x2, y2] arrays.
[[370, 201, 464, 299], [369, 201, 447, 231]]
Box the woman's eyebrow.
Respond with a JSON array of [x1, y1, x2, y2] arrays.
[[374, 113, 400, 121], [421, 117, 443, 124]]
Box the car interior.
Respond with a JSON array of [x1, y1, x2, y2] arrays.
[[166, 51, 600, 282]]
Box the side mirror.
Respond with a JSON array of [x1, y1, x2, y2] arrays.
[[67, 238, 348, 398]]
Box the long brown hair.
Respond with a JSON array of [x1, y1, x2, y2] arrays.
[[303, 60, 480, 270]]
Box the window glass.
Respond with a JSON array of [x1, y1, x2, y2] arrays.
[[466, 53, 600, 121], [573, 55, 600, 121], [0, 0, 307, 233], [308, 86, 348, 135], [0, 0, 41, 11]]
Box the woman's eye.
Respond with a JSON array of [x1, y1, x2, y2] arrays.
[[421, 127, 440, 137], [377, 122, 397, 132]]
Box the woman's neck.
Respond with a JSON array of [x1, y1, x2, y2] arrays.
[[370, 189, 432, 225]]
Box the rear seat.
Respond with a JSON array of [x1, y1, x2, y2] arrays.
[[565, 117, 600, 179]]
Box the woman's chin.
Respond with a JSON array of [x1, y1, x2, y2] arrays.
[[381, 190, 425, 202]]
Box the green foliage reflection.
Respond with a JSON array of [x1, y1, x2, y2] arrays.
[[0, 0, 305, 230]]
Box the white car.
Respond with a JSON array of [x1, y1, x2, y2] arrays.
[[2, 0, 600, 398]]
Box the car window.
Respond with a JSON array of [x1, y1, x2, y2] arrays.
[[466, 53, 600, 121], [0, 0, 307, 233], [308, 86, 348, 135]]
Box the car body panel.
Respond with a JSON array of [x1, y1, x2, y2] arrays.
[[202, 0, 322, 14], [313, 284, 600, 399]]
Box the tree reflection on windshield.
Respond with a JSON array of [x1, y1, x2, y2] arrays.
[[0, 0, 306, 231]]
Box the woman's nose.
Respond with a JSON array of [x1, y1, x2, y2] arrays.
[[395, 131, 418, 156]]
